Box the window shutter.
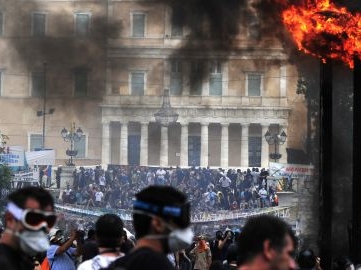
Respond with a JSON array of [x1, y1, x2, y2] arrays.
[[133, 14, 145, 37], [131, 72, 144, 95], [248, 74, 261, 96]]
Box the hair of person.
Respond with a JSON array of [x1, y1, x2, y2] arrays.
[[237, 215, 295, 265], [297, 249, 316, 268], [87, 228, 96, 239], [7, 186, 54, 210], [96, 213, 124, 247], [133, 185, 187, 238], [333, 256, 353, 270]]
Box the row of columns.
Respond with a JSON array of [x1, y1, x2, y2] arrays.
[[101, 121, 287, 168]]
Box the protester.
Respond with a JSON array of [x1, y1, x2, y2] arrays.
[[333, 256, 355, 270], [77, 213, 124, 270], [69, 165, 277, 213], [190, 235, 212, 270], [81, 229, 98, 262], [47, 227, 83, 270], [120, 229, 134, 254], [33, 258, 41, 270], [297, 249, 319, 270], [237, 215, 297, 270], [0, 187, 56, 270], [105, 185, 194, 270]]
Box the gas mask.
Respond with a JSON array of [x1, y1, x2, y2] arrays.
[[5, 202, 55, 255], [143, 222, 194, 253], [17, 229, 50, 255], [166, 226, 194, 252], [133, 208, 194, 253], [5, 228, 50, 256]]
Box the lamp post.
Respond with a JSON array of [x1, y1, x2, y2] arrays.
[[154, 89, 179, 126], [60, 122, 83, 166], [264, 130, 287, 162], [37, 63, 54, 150]]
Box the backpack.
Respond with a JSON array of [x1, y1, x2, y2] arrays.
[[41, 257, 52, 270]]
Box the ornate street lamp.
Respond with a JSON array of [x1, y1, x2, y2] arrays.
[[154, 89, 178, 126], [61, 122, 83, 166], [264, 130, 287, 162], [36, 63, 55, 150]]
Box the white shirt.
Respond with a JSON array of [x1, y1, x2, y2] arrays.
[[77, 254, 123, 270], [259, 188, 268, 198], [156, 169, 166, 179], [219, 176, 231, 188], [99, 176, 106, 186], [95, 191, 104, 202]]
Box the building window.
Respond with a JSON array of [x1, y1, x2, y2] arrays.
[[74, 135, 86, 158], [209, 61, 222, 96], [75, 13, 90, 37], [30, 134, 43, 151], [190, 61, 203, 95], [131, 72, 145, 95], [170, 60, 182, 95], [247, 73, 262, 96], [247, 14, 261, 40], [171, 9, 183, 37], [31, 72, 45, 97], [32, 13, 46, 37], [0, 12, 4, 36], [74, 69, 87, 97], [249, 136, 261, 167], [132, 13, 145, 37]]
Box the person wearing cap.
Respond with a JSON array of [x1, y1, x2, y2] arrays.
[[105, 185, 194, 270], [77, 213, 125, 270], [47, 227, 83, 270], [0, 187, 56, 270]]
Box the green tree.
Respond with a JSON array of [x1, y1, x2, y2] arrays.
[[0, 164, 12, 189]]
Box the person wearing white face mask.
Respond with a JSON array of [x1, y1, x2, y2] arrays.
[[105, 185, 194, 270], [0, 187, 56, 270]]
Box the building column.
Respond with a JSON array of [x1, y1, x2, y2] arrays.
[[240, 123, 249, 168], [101, 121, 111, 166], [280, 65, 287, 97], [105, 61, 112, 95], [120, 122, 128, 165], [140, 122, 149, 166], [279, 124, 288, 164], [261, 124, 270, 168], [221, 123, 229, 168], [200, 122, 209, 167], [180, 122, 189, 167], [160, 126, 168, 167]]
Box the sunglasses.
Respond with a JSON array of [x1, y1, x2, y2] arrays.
[[7, 202, 57, 230]]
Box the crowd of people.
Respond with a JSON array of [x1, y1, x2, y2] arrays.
[[60, 165, 280, 214], [0, 186, 359, 270]]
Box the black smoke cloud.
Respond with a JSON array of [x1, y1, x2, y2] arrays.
[[10, 1, 122, 77]]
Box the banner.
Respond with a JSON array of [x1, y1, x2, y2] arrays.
[[269, 162, 314, 178], [25, 150, 55, 166], [0, 146, 25, 166]]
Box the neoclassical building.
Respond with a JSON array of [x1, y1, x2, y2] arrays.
[[0, 0, 306, 168]]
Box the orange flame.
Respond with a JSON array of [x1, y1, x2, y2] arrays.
[[281, 0, 361, 68]]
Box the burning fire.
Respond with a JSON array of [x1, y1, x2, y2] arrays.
[[281, 0, 361, 68]]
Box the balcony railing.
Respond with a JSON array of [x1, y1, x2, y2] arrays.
[[102, 95, 288, 108]]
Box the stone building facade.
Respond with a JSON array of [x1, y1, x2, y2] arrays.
[[0, 0, 307, 168]]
